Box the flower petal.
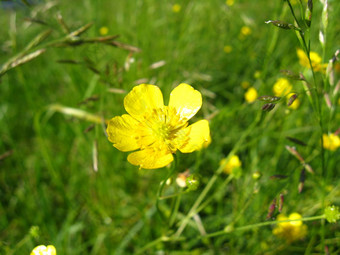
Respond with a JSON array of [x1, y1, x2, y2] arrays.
[[124, 84, 164, 121], [106, 114, 140, 152], [127, 148, 174, 169], [179, 119, 210, 153], [169, 83, 202, 120]]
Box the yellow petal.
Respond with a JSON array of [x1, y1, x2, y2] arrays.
[[106, 114, 140, 152], [46, 246, 57, 255], [127, 148, 173, 169], [31, 245, 56, 255], [124, 84, 164, 121], [169, 83, 202, 120], [179, 120, 210, 153]]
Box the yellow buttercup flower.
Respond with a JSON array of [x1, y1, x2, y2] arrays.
[[273, 78, 292, 97], [172, 4, 181, 13], [99, 26, 109, 36], [273, 213, 307, 243], [31, 245, 56, 255], [220, 155, 241, 174], [297, 48, 327, 72], [322, 133, 340, 151], [226, 0, 235, 6], [241, 26, 251, 36], [107, 83, 210, 169], [245, 87, 258, 103]]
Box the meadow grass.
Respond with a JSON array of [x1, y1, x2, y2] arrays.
[[0, 0, 339, 254]]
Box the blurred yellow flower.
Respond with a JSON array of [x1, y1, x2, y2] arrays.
[[297, 48, 327, 72], [273, 78, 292, 96], [239, 26, 252, 40], [287, 93, 300, 110], [273, 213, 307, 242], [322, 133, 340, 151], [31, 245, 56, 255], [220, 155, 241, 174], [226, 0, 235, 6], [223, 45, 232, 54], [245, 87, 258, 103], [241, 26, 251, 36], [99, 26, 109, 36], [107, 83, 210, 169], [253, 71, 261, 79], [172, 4, 181, 13]]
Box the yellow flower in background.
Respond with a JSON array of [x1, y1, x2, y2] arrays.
[[241, 26, 251, 36], [223, 45, 232, 54], [322, 133, 340, 151], [245, 87, 258, 103], [273, 213, 307, 242], [239, 26, 252, 40], [99, 26, 109, 36], [172, 4, 181, 13], [253, 71, 261, 79], [220, 155, 241, 174], [273, 78, 292, 96], [31, 245, 56, 255], [107, 83, 210, 169], [226, 0, 235, 6], [297, 48, 327, 72]]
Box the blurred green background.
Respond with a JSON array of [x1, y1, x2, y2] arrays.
[[0, 0, 339, 254]]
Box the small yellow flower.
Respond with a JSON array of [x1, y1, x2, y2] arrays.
[[297, 48, 327, 72], [245, 87, 258, 103], [241, 26, 251, 36], [172, 4, 181, 13], [31, 245, 56, 255], [273, 78, 292, 97], [253, 71, 261, 79], [99, 26, 109, 36], [239, 26, 252, 40], [226, 0, 235, 6], [223, 45, 232, 54], [107, 83, 210, 169], [220, 155, 241, 174], [322, 133, 340, 151], [273, 213, 307, 242]]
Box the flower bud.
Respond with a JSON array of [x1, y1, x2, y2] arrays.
[[262, 103, 276, 112], [324, 205, 340, 223], [287, 94, 298, 106], [265, 20, 299, 30], [258, 95, 281, 103], [266, 198, 277, 219], [305, 0, 313, 27], [186, 174, 201, 191]]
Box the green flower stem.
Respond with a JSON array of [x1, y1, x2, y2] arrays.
[[156, 155, 178, 221], [174, 111, 262, 237], [202, 214, 326, 239], [159, 190, 189, 200], [169, 192, 182, 227]]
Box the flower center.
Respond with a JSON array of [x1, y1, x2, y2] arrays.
[[138, 106, 189, 152]]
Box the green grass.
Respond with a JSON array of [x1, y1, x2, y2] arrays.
[[0, 0, 340, 254]]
